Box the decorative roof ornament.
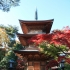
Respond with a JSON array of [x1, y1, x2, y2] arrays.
[[35, 8, 38, 20]]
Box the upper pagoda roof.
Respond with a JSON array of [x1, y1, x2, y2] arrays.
[[19, 19, 54, 34], [19, 19, 54, 24]]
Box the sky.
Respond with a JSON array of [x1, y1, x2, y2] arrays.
[[0, 0, 70, 33]]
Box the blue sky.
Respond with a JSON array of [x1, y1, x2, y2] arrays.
[[0, 0, 70, 33]]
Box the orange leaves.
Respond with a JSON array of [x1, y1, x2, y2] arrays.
[[66, 58, 70, 64]]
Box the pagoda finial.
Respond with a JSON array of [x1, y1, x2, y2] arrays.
[[35, 8, 38, 20]]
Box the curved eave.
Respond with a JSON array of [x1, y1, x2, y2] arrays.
[[17, 34, 37, 38], [18, 19, 54, 34], [17, 34, 37, 46], [19, 19, 54, 26], [19, 19, 54, 24], [14, 50, 40, 54]]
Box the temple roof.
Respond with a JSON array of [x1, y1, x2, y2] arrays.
[[17, 34, 37, 46], [17, 19, 54, 46], [14, 50, 40, 55], [19, 19, 54, 34], [19, 19, 54, 24], [17, 33, 37, 37]]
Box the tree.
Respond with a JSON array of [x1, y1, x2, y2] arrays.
[[28, 26, 70, 70], [0, 50, 17, 69], [28, 26, 70, 59], [0, 27, 10, 68], [0, 43, 23, 70], [0, 25, 18, 69], [0, 49, 6, 61], [28, 26, 70, 49], [0, 25, 18, 47], [0, 27, 10, 49], [0, 0, 20, 12], [14, 26, 70, 70]]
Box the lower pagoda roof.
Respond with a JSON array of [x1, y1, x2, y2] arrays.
[[17, 34, 37, 46], [17, 33, 37, 38], [14, 50, 39, 54], [14, 45, 40, 53], [14, 49, 51, 61]]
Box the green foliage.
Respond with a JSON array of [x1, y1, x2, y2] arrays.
[[39, 41, 67, 58], [13, 43, 24, 50], [0, 25, 18, 47], [64, 63, 70, 70], [0, 43, 23, 69], [0, 25, 19, 69], [0, 49, 6, 61], [0, 50, 17, 69], [0, 57, 8, 68], [6, 50, 17, 60], [5, 25, 18, 38]]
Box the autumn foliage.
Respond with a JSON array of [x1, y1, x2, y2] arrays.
[[16, 59, 24, 70], [28, 26, 70, 48], [66, 58, 70, 64], [46, 60, 58, 70], [27, 26, 70, 66]]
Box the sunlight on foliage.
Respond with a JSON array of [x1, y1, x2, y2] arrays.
[[0, 28, 10, 48], [39, 41, 68, 58]]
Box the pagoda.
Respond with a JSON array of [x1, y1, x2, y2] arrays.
[[14, 11, 54, 70]]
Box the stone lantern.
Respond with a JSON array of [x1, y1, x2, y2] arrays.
[[8, 59, 15, 70]]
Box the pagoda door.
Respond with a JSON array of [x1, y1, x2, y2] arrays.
[[34, 62, 40, 70]]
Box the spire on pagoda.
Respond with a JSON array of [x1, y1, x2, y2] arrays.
[[35, 8, 38, 20]]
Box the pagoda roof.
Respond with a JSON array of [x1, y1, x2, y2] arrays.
[[17, 33, 37, 36], [14, 49, 50, 61], [19, 19, 54, 34], [19, 19, 54, 25], [14, 49, 40, 55], [17, 34, 37, 46], [17, 33, 37, 38], [14, 50, 39, 53]]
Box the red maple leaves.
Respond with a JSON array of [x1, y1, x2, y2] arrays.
[[16, 59, 24, 70], [28, 26, 70, 48]]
